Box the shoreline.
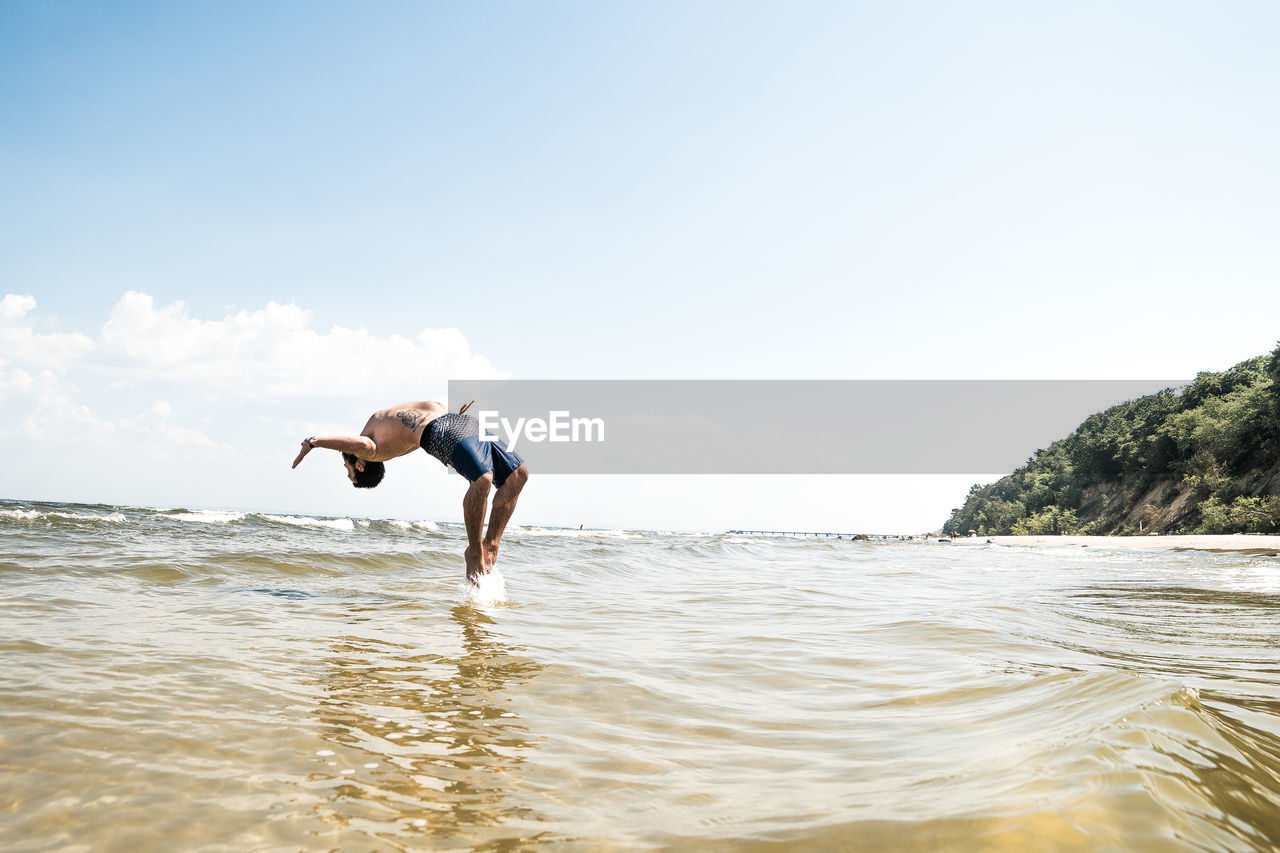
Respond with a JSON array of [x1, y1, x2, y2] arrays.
[[958, 534, 1280, 556]]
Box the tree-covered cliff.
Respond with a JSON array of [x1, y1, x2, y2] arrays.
[[944, 345, 1280, 535]]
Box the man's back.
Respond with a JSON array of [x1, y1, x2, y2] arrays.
[[359, 401, 447, 461]]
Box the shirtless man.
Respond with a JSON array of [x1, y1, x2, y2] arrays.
[[291, 401, 529, 584]]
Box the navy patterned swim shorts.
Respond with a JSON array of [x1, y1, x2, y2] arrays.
[[420, 413, 524, 487]]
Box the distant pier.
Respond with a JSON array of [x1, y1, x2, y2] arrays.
[[727, 530, 952, 541]]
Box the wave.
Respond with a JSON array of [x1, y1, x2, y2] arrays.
[[162, 510, 249, 524], [0, 502, 454, 538], [384, 519, 441, 532], [0, 507, 127, 524], [259, 514, 356, 532]]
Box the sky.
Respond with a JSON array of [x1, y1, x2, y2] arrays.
[[2, 1, 1278, 531]]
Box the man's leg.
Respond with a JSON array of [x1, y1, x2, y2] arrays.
[[482, 465, 529, 570], [462, 472, 493, 583]]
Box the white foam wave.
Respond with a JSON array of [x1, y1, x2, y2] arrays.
[[261, 514, 356, 532], [66, 511, 125, 523], [386, 519, 440, 532], [0, 508, 126, 523], [165, 510, 248, 524]]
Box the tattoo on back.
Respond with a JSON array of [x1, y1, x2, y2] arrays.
[[397, 410, 426, 430]]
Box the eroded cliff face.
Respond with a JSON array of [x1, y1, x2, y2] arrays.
[[1102, 464, 1280, 535], [1075, 478, 1200, 534], [989, 462, 1280, 536]]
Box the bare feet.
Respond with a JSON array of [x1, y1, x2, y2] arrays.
[[464, 545, 484, 585], [482, 538, 499, 571]]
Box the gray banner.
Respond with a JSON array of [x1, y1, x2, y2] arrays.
[[446, 380, 1186, 475]]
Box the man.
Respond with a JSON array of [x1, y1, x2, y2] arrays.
[[291, 401, 529, 584]]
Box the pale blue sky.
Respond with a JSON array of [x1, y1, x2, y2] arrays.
[[2, 1, 1278, 528]]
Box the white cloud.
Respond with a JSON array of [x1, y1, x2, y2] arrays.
[[97, 291, 502, 400], [0, 365, 35, 396], [0, 365, 110, 441], [0, 294, 95, 367], [164, 426, 216, 447], [0, 290, 504, 465], [138, 398, 215, 448], [1, 289, 502, 405], [0, 294, 37, 319]]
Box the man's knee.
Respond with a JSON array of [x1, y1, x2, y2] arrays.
[[469, 471, 495, 492], [500, 465, 528, 491]]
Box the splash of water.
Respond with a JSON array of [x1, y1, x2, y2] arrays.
[[463, 570, 507, 606]]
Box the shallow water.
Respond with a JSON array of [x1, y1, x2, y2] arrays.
[[2, 500, 1280, 851]]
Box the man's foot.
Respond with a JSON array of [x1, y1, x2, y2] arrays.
[[464, 545, 485, 585], [482, 538, 499, 571]]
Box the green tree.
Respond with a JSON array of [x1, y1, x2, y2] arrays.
[[941, 350, 1280, 536]]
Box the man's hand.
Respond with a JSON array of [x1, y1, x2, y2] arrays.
[[292, 438, 313, 469]]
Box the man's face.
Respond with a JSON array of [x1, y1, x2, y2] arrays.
[[343, 457, 364, 483]]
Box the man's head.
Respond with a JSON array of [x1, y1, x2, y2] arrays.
[[342, 453, 385, 489]]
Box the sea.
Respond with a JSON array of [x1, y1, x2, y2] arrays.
[[2, 498, 1279, 851]]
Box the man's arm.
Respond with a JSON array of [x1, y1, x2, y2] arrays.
[[291, 435, 377, 469]]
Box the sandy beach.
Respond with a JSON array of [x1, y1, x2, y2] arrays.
[[962, 534, 1280, 556]]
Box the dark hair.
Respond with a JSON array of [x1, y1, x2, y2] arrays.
[[342, 453, 385, 489]]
